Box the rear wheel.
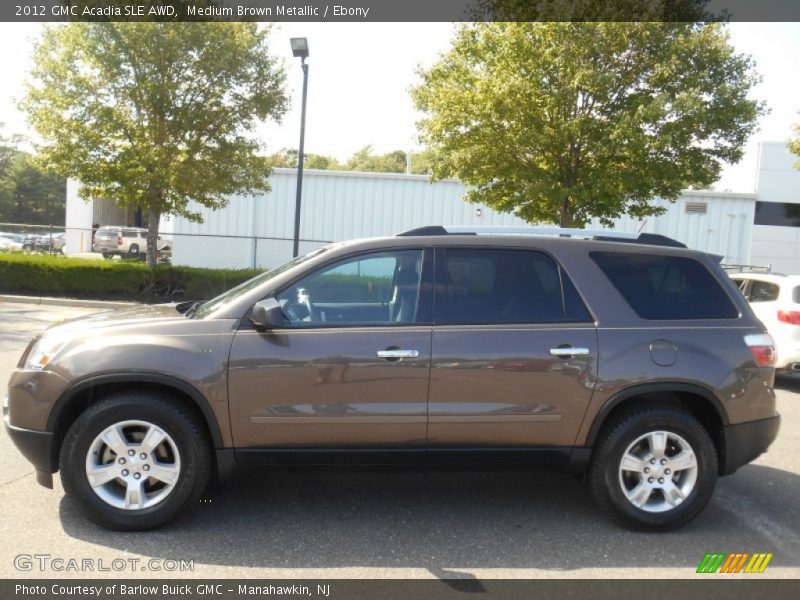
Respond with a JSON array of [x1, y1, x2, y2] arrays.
[[588, 407, 717, 531], [59, 391, 211, 530], [126, 244, 140, 259]]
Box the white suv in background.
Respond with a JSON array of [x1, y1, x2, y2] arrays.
[[731, 272, 800, 372], [92, 226, 169, 259]]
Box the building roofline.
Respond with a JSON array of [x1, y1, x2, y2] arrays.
[[681, 189, 757, 199], [270, 168, 758, 199], [270, 167, 459, 183]]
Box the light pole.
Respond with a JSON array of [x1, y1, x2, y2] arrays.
[[290, 37, 309, 258]]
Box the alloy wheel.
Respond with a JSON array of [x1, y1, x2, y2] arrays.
[[617, 430, 698, 513], [84, 420, 181, 510]]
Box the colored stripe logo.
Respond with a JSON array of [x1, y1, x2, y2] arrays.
[[697, 553, 773, 573]]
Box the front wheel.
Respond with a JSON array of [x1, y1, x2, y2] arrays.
[[588, 407, 717, 531], [59, 391, 211, 530]]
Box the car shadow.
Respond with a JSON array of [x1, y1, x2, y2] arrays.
[[59, 462, 800, 574]]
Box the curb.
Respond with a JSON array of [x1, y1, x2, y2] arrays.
[[0, 294, 138, 310]]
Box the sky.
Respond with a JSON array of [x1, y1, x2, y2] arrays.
[[0, 21, 798, 193]]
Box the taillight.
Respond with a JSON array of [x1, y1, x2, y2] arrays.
[[777, 310, 800, 325], [117, 235, 123, 245], [744, 333, 776, 367]]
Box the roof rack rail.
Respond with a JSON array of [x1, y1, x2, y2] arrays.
[[397, 226, 687, 248], [721, 263, 775, 274]]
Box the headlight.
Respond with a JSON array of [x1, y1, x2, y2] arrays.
[[25, 336, 69, 370]]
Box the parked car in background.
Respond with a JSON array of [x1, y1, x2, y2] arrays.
[[0, 233, 24, 250], [6, 227, 780, 532], [92, 226, 168, 259], [33, 232, 65, 254], [21, 234, 43, 251], [730, 272, 800, 372]]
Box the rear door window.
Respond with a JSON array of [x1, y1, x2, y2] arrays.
[[591, 252, 738, 320], [435, 248, 592, 324]]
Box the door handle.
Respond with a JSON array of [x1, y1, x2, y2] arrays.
[[377, 349, 419, 359], [549, 347, 590, 357]]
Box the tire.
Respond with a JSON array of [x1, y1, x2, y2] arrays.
[[22, 244, 32, 252], [588, 407, 717, 531], [59, 391, 211, 531], [126, 244, 139, 258], [101, 252, 111, 259]]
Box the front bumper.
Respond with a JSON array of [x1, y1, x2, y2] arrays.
[[3, 407, 54, 488], [722, 414, 780, 475]]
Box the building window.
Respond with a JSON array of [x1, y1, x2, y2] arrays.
[[754, 201, 800, 227]]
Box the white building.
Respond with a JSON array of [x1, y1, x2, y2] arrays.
[[751, 142, 800, 273], [65, 141, 799, 273]]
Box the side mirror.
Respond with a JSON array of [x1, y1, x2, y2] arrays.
[[249, 298, 285, 331]]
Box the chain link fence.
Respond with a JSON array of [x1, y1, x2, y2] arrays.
[[0, 222, 66, 255], [1, 222, 332, 270]]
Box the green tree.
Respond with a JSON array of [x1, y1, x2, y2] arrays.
[[0, 127, 65, 225], [790, 120, 800, 169], [0, 129, 19, 220], [266, 148, 342, 170], [412, 23, 764, 227], [407, 148, 440, 175], [3, 153, 66, 225], [344, 145, 407, 173], [23, 22, 287, 266]]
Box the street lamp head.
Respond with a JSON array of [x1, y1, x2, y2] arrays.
[[290, 37, 309, 59]]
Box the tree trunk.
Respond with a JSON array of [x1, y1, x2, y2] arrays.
[[146, 205, 161, 268], [559, 197, 573, 228]]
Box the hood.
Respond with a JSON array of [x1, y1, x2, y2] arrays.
[[41, 303, 186, 339]]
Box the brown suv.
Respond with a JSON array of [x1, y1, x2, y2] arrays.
[[4, 227, 780, 531]]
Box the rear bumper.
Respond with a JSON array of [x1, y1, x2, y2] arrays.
[[722, 414, 780, 475], [3, 411, 55, 488]]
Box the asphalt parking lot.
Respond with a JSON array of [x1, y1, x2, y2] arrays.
[[1, 301, 798, 579]]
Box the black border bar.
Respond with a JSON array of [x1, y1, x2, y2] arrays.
[[2, 1, 800, 23], [5, 579, 800, 600]]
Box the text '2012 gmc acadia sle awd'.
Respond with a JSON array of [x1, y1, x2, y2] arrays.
[[4, 226, 780, 531]]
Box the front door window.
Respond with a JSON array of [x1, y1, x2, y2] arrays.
[[276, 249, 424, 326]]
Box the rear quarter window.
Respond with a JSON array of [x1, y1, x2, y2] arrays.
[[591, 252, 739, 320], [748, 280, 780, 303]]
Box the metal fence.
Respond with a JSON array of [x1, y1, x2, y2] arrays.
[[1, 221, 332, 270], [0, 222, 66, 255]]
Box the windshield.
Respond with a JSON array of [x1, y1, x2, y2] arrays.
[[191, 246, 330, 319]]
